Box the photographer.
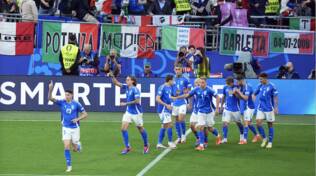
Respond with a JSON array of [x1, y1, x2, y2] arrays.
[[224, 47, 257, 79], [276, 62, 300, 79], [78, 44, 100, 76], [174, 46, 193, 78], [104, 49, 122, 77], [139, 63, 157, 78]]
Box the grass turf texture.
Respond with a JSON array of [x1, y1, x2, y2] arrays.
[[0, 111, 315, 176]]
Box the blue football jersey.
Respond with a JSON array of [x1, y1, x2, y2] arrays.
[[239, 83, 255, 110], [189, 86, 217, 114], [223, 85, 240, 112], [192, 89, 199, 114], [122, 84, 143, 114], [172, 76, 191, 106], [157, 84, 173, 113], [254, 83, 278, 112], [55, 100, 85, 128]]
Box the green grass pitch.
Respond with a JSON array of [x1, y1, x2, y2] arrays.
[[0, 111, 315, 176]]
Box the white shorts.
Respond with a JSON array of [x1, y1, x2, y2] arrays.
[[197, 112, 215, 127], [190, 112, 198, 123], [243, 108, 255, 121], [172, 104, 187, 116], [159, 112, 172, 124], [222, 110, 242, 123], [62, 127, 80, 144], [256, 110, 275, 122], [122, 112, 143, 126]]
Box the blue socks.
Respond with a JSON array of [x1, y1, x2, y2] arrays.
[[248, 125, 258, 135], [158, 128, 166, 144], [180, 121, 186, 135], [198, 131, 205, 145], [269, 127, 274, 143], [64, 149, 71, 166], [212, 128, 219, 137], [175, 122, 181, 138], [244, 126, 249, 140], [167, 128, 173, 142], [257, 125, 266, 139], [141, 129, 148, 147], [222, 125, 228, 139], [121, 130, 129, 148]]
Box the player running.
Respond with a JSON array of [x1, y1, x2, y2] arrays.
[[172, 65, 191, 143], [156, 75, 177, 149], [253, 73, 278, 149], [234, 76, 261, 144], [109, 73, 149, 154], [48, 80, 88, 172], [220, 76, 244, 144], [173, 78, 221, 151]]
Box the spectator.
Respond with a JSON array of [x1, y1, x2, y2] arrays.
[[296, 1, 312, 16], [308, 69, 315, 79], [110, 0, 122, 15], [39, 0, 55, 15], [223, 0, 249, 27], [280, 0, 296, 16], [78, 44, 100, 76], [104, 49, 122, 77], [72, 0, 99, 23], [215, 0, 236, 26], [264, 0, 280, 25], [276, 61, 300, 79], [174, 0, 191, 15], [2, 0, 20, 22], [20, 0, 38, 22], [249, 0, 267, 27], [59, 34, 80, 76], [147, 0, 173, 15], [174, 46, 193, 78], [128, 0, 146, 15], [191, 0, 209, 16], [139, 63, 157, 77], [195, 47, 210, 78], [58, 0, 73, 15]]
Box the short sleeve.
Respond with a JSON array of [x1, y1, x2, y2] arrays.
[[55, 99, 64, 106], [157, 86, 164, 96], [121, 84, 128, 91], [209, 87, 217, 97], [253, 84, 261, 96], [134, 87, 141, 99], [77, 102, 85, 113], [188, 88, 197, 97], [271, 85, 278, 96]]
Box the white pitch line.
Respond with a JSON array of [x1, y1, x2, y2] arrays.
[[0, 119, 314, 126], [136, 129, 192, 176], [0, 174, 107, 176]]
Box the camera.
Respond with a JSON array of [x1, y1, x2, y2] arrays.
[[109, 55, 115, 60], [276, 65, 288, 79], [178, 52, 185, 58], [82, 57, 88, 63]]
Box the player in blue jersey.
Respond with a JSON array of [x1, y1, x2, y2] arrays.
[[189, 78, 201, 146], [110, 73, 149, 154], [156, 75, 177, 149], [172, 65, 191, 144], [48, 81, 88, 172], [253, 73, 278, 149], [220, 76, 244, 144], [234, 76, 261, 144], [173, 78, 221, 151]]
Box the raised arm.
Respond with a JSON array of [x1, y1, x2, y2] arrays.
[[109, 72, 122, 87], [48, 80, 57, 102]]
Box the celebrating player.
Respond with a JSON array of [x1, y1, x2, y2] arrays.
[[189, 78, 201, 146], [110, 73, 149, 154], [172, 65, 191, 143], [220, 76, 244, 144], [156, 75, 177, 149], [173, 78, 221, 151], [48, 80, 88, 172], [253, 73, 278, 149], [234, 76, 261, 144]]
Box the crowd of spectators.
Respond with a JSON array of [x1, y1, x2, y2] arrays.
[[0, 0, 315, 24]]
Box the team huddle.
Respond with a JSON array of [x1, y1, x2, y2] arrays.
[[48, 65, 278, 172]]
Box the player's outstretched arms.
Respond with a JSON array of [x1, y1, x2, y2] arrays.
[[109, 72, 122, 87], [171, 94, 189, 100], [48, 80, 57, 102]]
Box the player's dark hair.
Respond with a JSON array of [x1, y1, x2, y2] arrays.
[[65, 90, 73, 94], [259, 73, 268, 78], [128, 76, 137, 86], [165, 75, 173, 83], [188, 45, 195, 49], [226, 76, 234, 84]]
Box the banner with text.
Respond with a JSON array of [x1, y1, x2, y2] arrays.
[[42, 22, 99, 63], [100, 24, 156, 58]]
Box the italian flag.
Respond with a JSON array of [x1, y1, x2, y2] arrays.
[[290, 17, 315, 31], [100, 25, 156, 58], [270, 31, 314, 54], [219, 27, 269, 57], [42, 22, 99, 63], [161, 26, 205, 51], [0, 22, 34, 55]]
